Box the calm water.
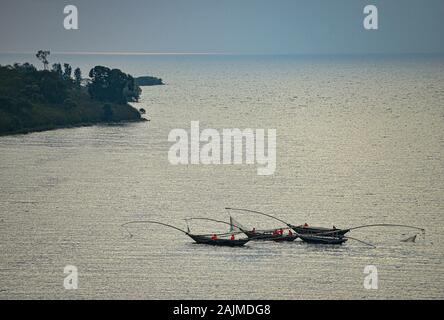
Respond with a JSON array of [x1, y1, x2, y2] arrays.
[[0, 54, 443, 299]]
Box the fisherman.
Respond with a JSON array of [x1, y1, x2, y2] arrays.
[[230, 234, 235, 240], [279, 228, 284, 236], [211, 234, 218, 240], [288, 229, 293, 236], [252, 227, 256, 234], [304, 223, 309, 227]]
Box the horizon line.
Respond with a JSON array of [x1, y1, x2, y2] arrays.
[[0, 51, 236, 56], [0, 50, 443, 56]]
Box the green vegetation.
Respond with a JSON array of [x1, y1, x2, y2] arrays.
[[134, 75, 164, 86], [88, 66, 141, 104], [0, 53, 144, 136]]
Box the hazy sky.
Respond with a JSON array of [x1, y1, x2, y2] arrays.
[[0, 0, 443, 54]]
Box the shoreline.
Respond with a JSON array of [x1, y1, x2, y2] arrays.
[[0, 117, 148, 137]]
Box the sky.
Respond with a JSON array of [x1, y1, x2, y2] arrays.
[[0, 0, 443, 55]]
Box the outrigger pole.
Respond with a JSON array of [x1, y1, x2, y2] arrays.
[[297, 223, 426, 238], [121, 219, 245, 238], [121, 220, 189, 238], [121, 220, 252, 247], [225, 207, 290, 226], [348, 224, 425, 233], [341, 235, 375, 248], [185, 217, 247, 234], [185, 217, 289, 241]]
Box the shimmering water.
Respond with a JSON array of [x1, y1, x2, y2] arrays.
[[0, 55, 443, 299]]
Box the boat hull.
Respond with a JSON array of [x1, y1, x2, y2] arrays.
[[272, 235, 298, 242], [188, 234, 249, 247], [244, 231, 297, 242], [299, 235, 348, 245], [291, 225, 350, 237]]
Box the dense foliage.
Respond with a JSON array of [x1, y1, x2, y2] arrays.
[[88, 66, 141, 104], [0, 61, 142, 135], [134, 75, 164, 86]]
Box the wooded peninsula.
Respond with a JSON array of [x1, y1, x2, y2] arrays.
[[0, 50, 161, 136]]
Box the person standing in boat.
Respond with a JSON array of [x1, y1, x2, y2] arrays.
[[288, 229, 293, 236], [230, 234, 235, 240], [211, 234, 218, 240]]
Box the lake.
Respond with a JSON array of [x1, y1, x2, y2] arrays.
[[0, 54, 443, 299]]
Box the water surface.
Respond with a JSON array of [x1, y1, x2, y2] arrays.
[[0, 54, 443, 299]]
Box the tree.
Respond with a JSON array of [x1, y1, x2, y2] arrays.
[[102, 104, 114, 120], [39, 71, 69, 103], [88, 66, 112, 101], [52, 63, 63, 77], [74, 67, 82, 87], [36, 50, 50, 70], [88, 66, 141, 104], [123, 75, 141, 102], [12, 62, 36, 73], [63, 63, 72, 81]]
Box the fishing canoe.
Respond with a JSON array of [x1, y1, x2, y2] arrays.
[[121, 220, 250, 247], [272, 234, 298, 242], [298, 234, 348, 245], [290, 225, 350, 237], [229, 216, 298, 242], [244, 230, 297, 242], [188, 234, 250, 247]]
